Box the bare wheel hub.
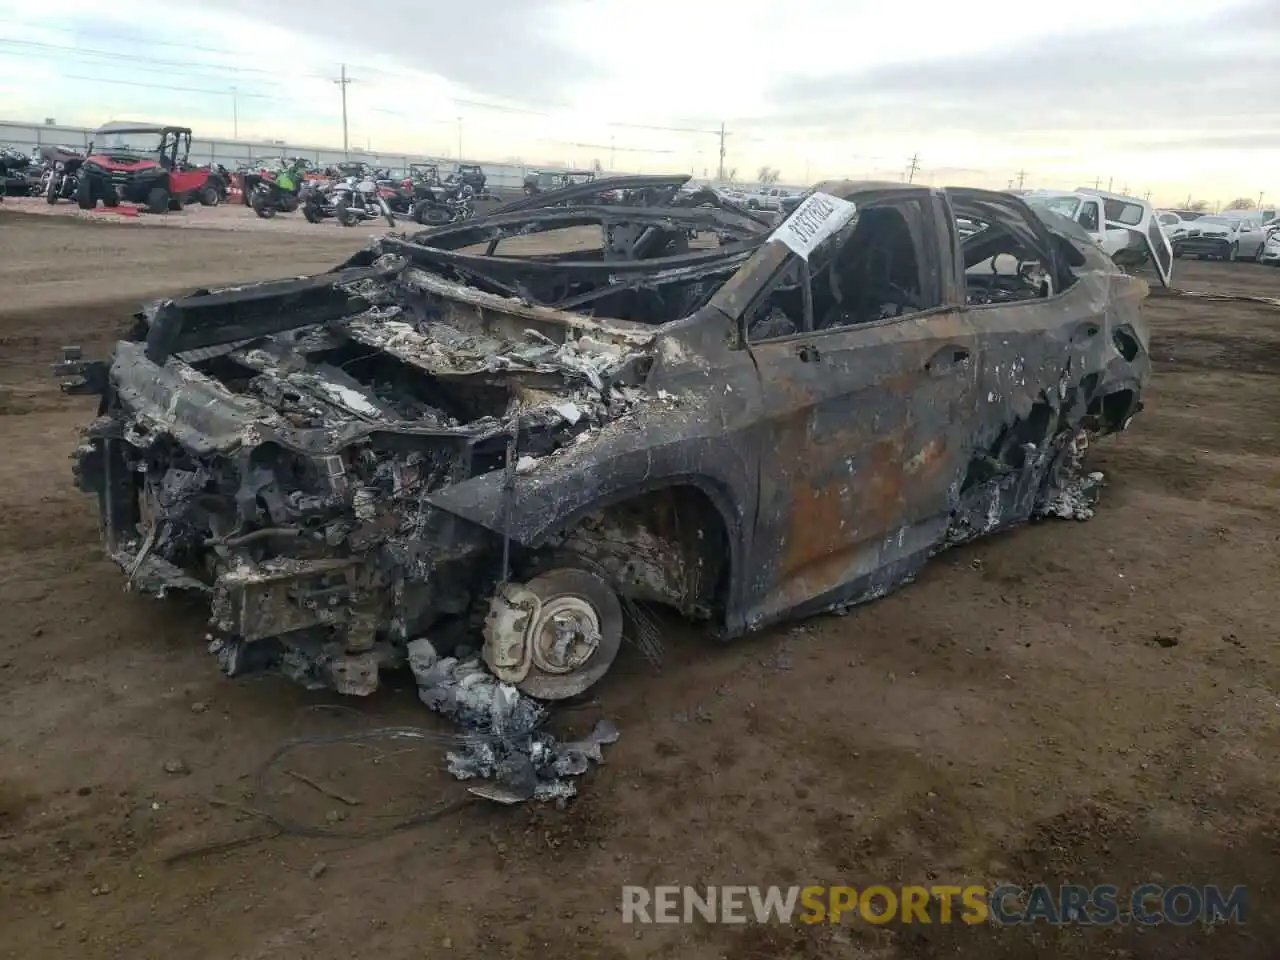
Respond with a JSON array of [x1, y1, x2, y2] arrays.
[[531, 597, 600, 674], [481, 565, 624, 700]]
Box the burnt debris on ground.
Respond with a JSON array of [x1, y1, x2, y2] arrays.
[[408, 635, 620, 802]]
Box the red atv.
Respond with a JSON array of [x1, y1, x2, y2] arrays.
[[77, 123, 214, 214]]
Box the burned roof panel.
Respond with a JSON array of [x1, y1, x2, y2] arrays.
[[386, 177, 773, 324]]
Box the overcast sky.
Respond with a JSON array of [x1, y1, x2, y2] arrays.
[[1, 0, 1276, 204]]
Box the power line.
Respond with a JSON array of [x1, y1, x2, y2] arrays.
[[0, 48, 272, 87], [608, 120, 719, 134], [0, 37, 324, 81], [452, 97, 548, 118], [0, 28, 737, 138], [60, 74, 288, 101], [0, 31, 730, 134], [5, 23, 246, 57], [554, 140, 676, 154]]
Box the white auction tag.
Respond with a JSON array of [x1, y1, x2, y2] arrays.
[[768, 192, 857, 260]]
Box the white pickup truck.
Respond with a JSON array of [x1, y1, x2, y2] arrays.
[[1023, 188, 1173, 286], [718, 184, 797, 211]]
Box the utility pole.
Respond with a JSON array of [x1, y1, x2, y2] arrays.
[[456, 116, 463, 160], [1144, 189, 1151, 201], [1015, 169, 1027, 190], [1093, 176, 1102, 190], [1107, 176, 1113, 192], [230, 86, 238, 139], [906, 152, 920, 183], [1259, 190, 1266, 210], [610, 135, 615, 170], [717, 122, 727, 183], [334, 64, 352, 157]]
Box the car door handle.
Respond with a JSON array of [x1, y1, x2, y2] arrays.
[[796, 344, 822, 363], [1070, 322, 1100, 345], [925, 346, 969, 374]]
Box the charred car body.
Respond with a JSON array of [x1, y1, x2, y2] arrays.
[[61, 175, 1152, 701]]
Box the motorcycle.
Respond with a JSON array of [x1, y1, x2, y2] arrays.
[[249, 161, 306, 218], [300, 180, 330, 224], [411, 182, 475, 226], [0, 148, 40, 196], [377, 178, 418, 216], [317, 175, 396, 227], [40, 147, 85, 205]]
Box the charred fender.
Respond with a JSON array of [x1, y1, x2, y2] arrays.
[[425, 447, 752, 629]]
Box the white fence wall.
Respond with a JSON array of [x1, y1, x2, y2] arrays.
[[0, 119, 590, 192]]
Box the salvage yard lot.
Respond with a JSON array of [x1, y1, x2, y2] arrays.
[[2, 208, 1279, 959]]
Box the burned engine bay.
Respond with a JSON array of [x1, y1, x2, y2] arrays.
[[60, 175, 768, 696], [58, 176, 1152, 799]]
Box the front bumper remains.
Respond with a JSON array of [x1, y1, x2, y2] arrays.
[[1175, 236, 1231, 258]]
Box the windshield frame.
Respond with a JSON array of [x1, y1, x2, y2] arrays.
[[1027, 195, 1083, 221]]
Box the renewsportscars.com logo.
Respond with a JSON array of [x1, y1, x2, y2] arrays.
[[621, 884, 1248, 926]]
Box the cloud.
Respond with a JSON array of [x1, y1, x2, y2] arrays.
[[1131, 132, 1280, 151], [763, 0, 1278, 139], [4, 0, 1276, 197], [195, 0, 599, 104]]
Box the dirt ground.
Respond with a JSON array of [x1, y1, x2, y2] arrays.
[[2, 208, 1280, 960], [0, 192, 509, 237]]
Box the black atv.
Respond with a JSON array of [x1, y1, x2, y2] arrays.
[[451, 163, 486, 195]]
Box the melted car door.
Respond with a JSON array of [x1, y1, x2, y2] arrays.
[[745, 310, 978, 626], [741, 196, 978, 627]]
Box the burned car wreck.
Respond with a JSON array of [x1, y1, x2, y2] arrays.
[[61, 175, 1151, 703]]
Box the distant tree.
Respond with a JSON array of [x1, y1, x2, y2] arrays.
[[1188, 199, 1209, 211], [1226, 197, 1256, 210], [757, 165, 780, 185], [724, 167, 738, 183]]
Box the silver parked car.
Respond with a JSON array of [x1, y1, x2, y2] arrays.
[[1172, 215, 1267, 262], [1258, 222, 1280, 266]]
